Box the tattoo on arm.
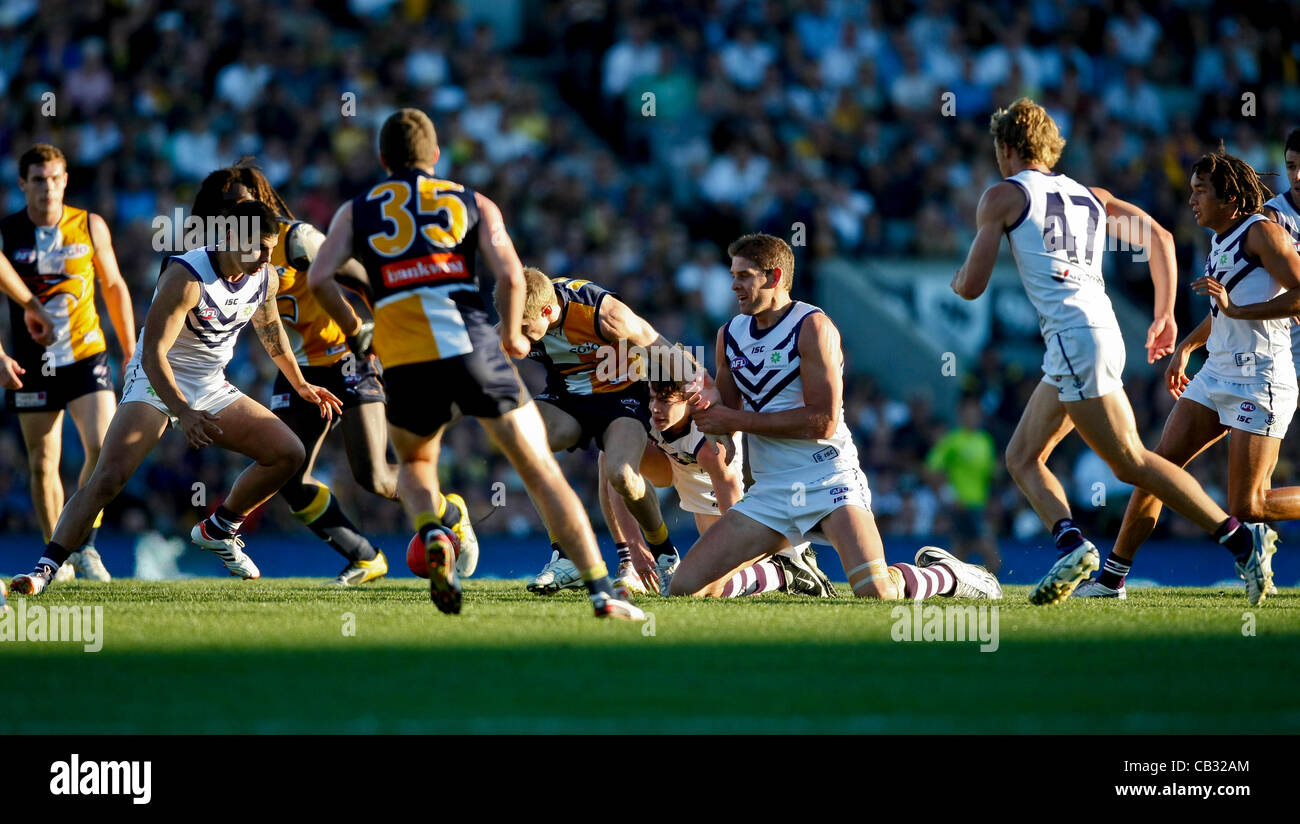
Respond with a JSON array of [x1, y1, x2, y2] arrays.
[[252, 302, 286, 357]]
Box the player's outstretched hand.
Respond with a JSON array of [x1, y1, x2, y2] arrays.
[[178, 408, 223, 449], [297, 383, 344, 420], [0, 353, 25, 390], [1165, 346, 1192, 399], [1145, 314, 1176, 364], [630, 542, 660, 594], [1192, 276, 1236, 317], [24, 303, 56, 346]]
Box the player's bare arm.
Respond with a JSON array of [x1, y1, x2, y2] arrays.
[[953, 182, 1024, 300], [140, 265, 221, 448], [693, 312, 840, 441], [475, 191, 529, 359], [1194, 220, 1300, 319], [0, 337, 25, 389], [307, 201, 365, 339], [0, 250, 56, 345], [252, 274, 342, 420], [696, 435, 743, 512], [88, 212, 137, 363], [1091, 187, 1178, 362], [1165, 312, 1212, 399]]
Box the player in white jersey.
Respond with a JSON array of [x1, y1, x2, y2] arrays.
[[607, 374, 836, 598], [1261, 128, 1300, 364], [953, 98, 1278, 606], [10, 200, 342, 595], [1076, 150, 1300, 602], [669, 233, 1002, 602]]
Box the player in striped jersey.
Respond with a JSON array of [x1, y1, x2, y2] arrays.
[[953, 98, 1278, 605], [671, 233, 1001, 602], [1077, 151, 1300, 602], [189, 162, 476, 587], [1261, 128, 1300, 369], [1, 144, 137, 583], [11, 200, 343, 595], [608, 374, 836, 598], [512, 270, 698, 594], [309, 109, 641, 619]]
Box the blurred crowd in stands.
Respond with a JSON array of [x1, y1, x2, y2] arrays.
[[1, 0, 1298, 546]]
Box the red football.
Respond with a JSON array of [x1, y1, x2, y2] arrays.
[[405, 529, 460, 578]]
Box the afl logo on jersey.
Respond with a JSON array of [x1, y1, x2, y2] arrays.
[[199, 307, 217, 320], [731, 356, 747, 370], [1241, 402, 1257, 412], [12, 249, 35, 264]]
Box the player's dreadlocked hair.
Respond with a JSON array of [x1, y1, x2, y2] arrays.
[[191, 158, 295, 222], [232, 158, 296, 221], [1191, 145, 1273, 216], [191, 167, 245, 221]]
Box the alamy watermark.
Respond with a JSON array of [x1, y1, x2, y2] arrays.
[[150, 210, 267, 259], [0, 599, 103, 652], [890, 602, 999, 652], [594, 342, 707, 384]]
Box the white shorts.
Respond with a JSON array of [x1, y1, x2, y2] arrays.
[[1180, 371, 1297, 439], [1041, 326, 1126, 402], [119, 362, 244, 427], [731, 465, 872, 547]]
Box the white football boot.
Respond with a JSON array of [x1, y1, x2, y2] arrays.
[[613, 560, 649, 600], [1029, 540, 1099, 605], [527, 550, 582, 594], [1073, 578, 1126, 599], [1236, 523, 1277, 606], [654, 550, 680, 595], [592, 592, 647, 621], [53, 561, 76, 583], [191, 523, 261, 579], [70, 547, 112, 582], [916, 546, 1003, 599], [443, 493, 479, 578]]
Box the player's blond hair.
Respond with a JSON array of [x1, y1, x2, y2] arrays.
[[519, 266, 556, 319], [727, 233, 795, 290], [989, 98, 1066, 170]]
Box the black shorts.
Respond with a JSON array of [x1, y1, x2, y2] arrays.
[[535, 382, 650, 452], [4, 350, 113, 413], [385, 343, 528, 437], [271, 354, 387, 421]]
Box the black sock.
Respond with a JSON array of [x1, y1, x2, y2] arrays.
[[584, 576, 614, 600], [1215, 517, 1253, 564], [1097, 553, 1131, 589], [1051, 518, 1084, 554], [37, 541, 73, 575], [80, 526, 99, 551], [551, 541, 567, 560], [615, 542, 631, 564], [649, 537, 676, 559], [307, 497, 377, 563], [439, 497, 463, 530], [206, 505, 245, 539]]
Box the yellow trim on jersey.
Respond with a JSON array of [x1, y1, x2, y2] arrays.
[[272, 223, 349, 367], [372, 284, 472, 368]]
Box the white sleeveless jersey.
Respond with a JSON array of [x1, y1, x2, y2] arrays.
[[1203, 214, 1296, 388], [127, 247, 270, 385], [1264, 190, 1300, 249], [1260, 191, 1300, 364], [1004, 169, 1120, 339], [722, 302, 860, 481], [650, 419, 742, 513]]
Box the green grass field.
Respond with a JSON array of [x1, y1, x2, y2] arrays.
[[3, 579, 1298, 734]]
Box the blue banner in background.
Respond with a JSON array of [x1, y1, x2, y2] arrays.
[[3, 530, 1294, 588]]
